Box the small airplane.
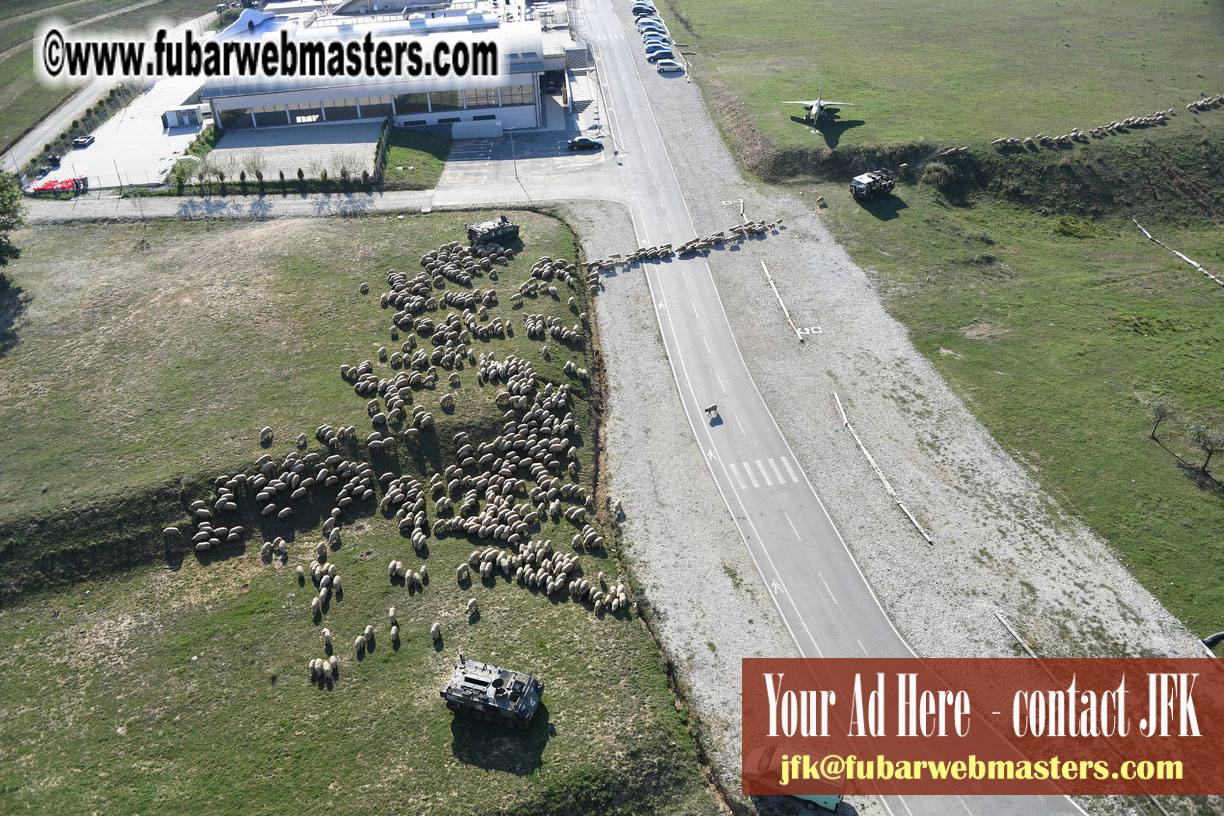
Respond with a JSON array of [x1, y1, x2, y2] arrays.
[[782, 84, 855, 123]]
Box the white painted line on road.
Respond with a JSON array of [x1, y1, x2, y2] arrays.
[[780, 456, 798, 482], [728, 463, 746, 489], [955, 795, 977, 816], [734, 415, 745, 435], [767, 458, 783, 483], [784, 512, 801, 542], [690, 302, 698, 319], [756, 459, 772, 486], [897, 796, 918, 816], [878, 797, 899, 816], [701, 334, 710, 354], [715, 371, 725, 393], [857, 638, 870, 657], [742, 462, 759, 488], [818, 571, 838, 604]]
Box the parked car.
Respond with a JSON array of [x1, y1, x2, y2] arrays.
[[645, 50, 675, 63], [644, 43, 673, 56], [636, 16, 665, 29], [72, 135, 95, 148], [642, 34, 670, 45], [655, 59, 685, 73], [632, 6, 657, 17], [567, 136, 604, 151], [45, 154, 61, 168], [638, 23, 667, 35]]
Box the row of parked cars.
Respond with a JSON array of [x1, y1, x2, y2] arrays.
[[631, 1, 684, 74]]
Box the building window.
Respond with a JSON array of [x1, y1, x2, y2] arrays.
[[289, 102, 322, 124], [499, 84, 533, 106], [437, 116, 460, 123], [472, 114, 497, 121], [394, 92, 428, 114], [429, 90, 462, 111], [252, 105, 287, 127], [464, 86, 499, 108], [219, 107, 254, 129], [323, 98, 360, 121], [361, 95, 393, 117]]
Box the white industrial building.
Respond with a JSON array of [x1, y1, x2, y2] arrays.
[[201, 1, 576, 132]]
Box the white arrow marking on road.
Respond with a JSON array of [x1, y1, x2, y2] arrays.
[[771, 580, 786, 596]]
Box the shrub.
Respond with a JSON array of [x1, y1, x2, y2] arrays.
[[1053, 215, 1094, 238], [921, 161, 959, 193]]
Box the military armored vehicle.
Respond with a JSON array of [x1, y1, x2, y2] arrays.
[[466, 215, 520, 245], [849, 169, 895, 201], [440, 654, 544, 728]]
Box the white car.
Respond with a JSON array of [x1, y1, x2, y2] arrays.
[[655, 59, 684, 74]]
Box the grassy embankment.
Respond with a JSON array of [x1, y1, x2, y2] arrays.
[[0, 211, 720, 815], [663, 0, 1224, 648]]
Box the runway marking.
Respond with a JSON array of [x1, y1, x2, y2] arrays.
[[734, 415, 745, 435], [767, 458, 784, 483], [857, 638, 870, 657], [780, 456, 798, 482], [784, 512, 801, 541], [702, 334, 710, 354], [715, 372, 725, 392], [878, 797, 899, 816], [690, 302, 698, 318], [728, 463, 746, 489], [955, 795, 977, 816], [898, 796, 918, 816], [742, 462, 759, 488], [756, 459, 773, 486], [818, 571, 838, 604]]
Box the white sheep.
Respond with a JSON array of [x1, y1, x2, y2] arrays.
[[355, 635, 365, 653], [466, 598, 478, 616], [311, 597, 321, 616], [430, 622, 442, 641], [389, 606, 397, 625], [364, 624, 375, 641], [322, 628, 332, 648], [390, 624, 400, 642]]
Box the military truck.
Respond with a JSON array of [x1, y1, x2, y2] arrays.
[[466, 215, 520, 245], [440, 654, 544, 729], [849, 169, 895, 201]]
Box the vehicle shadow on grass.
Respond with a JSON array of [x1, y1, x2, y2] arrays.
[[857, 193, 908, 221], [0, 275, 28, 361], [449, 703, 552, 774]]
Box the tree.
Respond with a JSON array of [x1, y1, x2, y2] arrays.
[[1189, 422, 1223, 474], [1138, 394, 1174, 440], [0, 172, 25, 270]]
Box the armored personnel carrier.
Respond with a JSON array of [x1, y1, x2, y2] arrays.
[[849, 169, 895, 201], [466, 215, 520, 245], [439, 654, 544, 729]]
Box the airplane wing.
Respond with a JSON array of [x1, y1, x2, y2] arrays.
[[781, 100, 819, 106], [822, 101, 856, 106]]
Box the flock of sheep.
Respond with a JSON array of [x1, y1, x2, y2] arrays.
[[169, 230, 626, 690], [1187, 93, 1224, 112], [583, 218, 780, 271], [990, 108, 1180, 150]]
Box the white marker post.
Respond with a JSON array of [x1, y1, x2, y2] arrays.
[[760, 261, 803, 342]]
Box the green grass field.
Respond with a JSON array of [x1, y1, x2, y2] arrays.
[[0, 0, 208, 151], [0, 211, 720, 814], [666, 0, 1224, 152], [383, 128, 451, 190]]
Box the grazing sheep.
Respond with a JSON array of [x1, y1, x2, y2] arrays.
[[311, 597, 321, 616], [364, 624, 375, 642], [430, 622, 442, 641], [389, 606, 397, 625], [390, 624, 399, 642], [296, 565, 305, 582], [356, 635, 365, 653], [466, 598, 478, 616], [457, 564, 470, 582], [259, 426, 273, 444], [419, 565, 428, 584], [323, 628, 332, 648]]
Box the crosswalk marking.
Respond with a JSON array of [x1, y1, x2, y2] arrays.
[[728, 463, 746, 489], [742, 462, 759, 488], [731, 458, 802, 490]]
